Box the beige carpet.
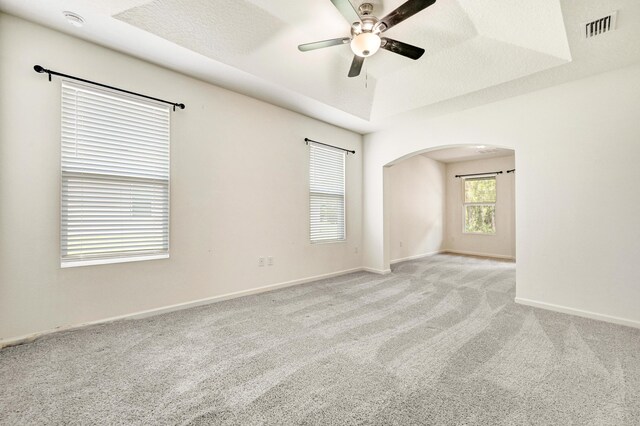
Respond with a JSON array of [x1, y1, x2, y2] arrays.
[[1, 254, 639, 425]]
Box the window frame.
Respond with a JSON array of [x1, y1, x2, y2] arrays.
[[60, 80, 171, 268], [308, 142, 346, 244], [462, 175, 497, 235]]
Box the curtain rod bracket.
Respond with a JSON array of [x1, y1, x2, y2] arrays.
[[33, 64, 185, 111], [304, 138, 355, 155]]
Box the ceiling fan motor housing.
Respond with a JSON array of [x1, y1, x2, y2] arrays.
[[351, 4, 384, 38], [358, 3, 374, 16]]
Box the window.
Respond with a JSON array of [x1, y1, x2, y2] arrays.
[[463, 176, 496, 234], [61, 81, 170, 267], [309, 143, 345, 243]]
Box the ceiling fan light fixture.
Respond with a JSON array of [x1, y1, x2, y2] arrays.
[[350, 32, 381, 57], [299, 0, 435, 77]]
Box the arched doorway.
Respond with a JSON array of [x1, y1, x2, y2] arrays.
[[384, 144, 516, 268]]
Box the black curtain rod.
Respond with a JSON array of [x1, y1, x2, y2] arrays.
[[506, 169, 516, 173], [34, 65, 185, 111], [455, 171, 503, 178], [305, 138, 355, 155]]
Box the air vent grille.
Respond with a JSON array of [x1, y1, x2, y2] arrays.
[[584, 12, 617, 39]]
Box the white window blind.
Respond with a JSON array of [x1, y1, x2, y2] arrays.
[[61, 81, 170, 267], [309, 142, 345, 243]]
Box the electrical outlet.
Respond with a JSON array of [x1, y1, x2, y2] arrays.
[[267, 256, 273, 266], [258, 257, 265, 267], [354, 247, 358, 254], [399, 241, 403, 247]]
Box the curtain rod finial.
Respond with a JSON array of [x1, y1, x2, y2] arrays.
[[34, 65, 45, 73]]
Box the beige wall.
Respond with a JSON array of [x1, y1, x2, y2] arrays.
[[364, 63, 640, 328], [387, 155, 446, 263], [445, 155, 515, 259], [0, 14, 363, 342]]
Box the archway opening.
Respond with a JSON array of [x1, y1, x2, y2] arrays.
[[384, 144, 516, 269]]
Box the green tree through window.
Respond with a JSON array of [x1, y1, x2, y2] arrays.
[[463, 177, 496, 234]]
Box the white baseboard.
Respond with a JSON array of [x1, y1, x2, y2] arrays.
[[0, 267, 364, 348], [390, 250, 444, 265], [443, 249, 515, 261], [515, 297, 640, 329], [362, 267, 391, 275]]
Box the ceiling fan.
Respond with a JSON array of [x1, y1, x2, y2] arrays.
[[298, 0, 436, 78]]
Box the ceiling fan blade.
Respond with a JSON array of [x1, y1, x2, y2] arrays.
[[330, 0, 361, 25], [381, 38, 425, 60], [376, 0, 436, 32], [298, 38, 350, 52], [348, 55, 364, 78]]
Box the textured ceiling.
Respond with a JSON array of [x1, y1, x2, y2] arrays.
[[1, 0, 639, 132], [114, 0, 571, 120]]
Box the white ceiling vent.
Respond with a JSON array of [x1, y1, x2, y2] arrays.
[[584, 11, 617, 39]]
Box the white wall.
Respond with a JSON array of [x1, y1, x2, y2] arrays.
[[0, 14, 363, 342], [387, 155, 446, 263], [445, 155, 515, 259], [364, 63, 640, 327]]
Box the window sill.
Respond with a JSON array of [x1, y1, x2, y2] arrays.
[[462, 232, 496, 236], [61, 253, 169, 268], [310, 239, 346, 245]]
